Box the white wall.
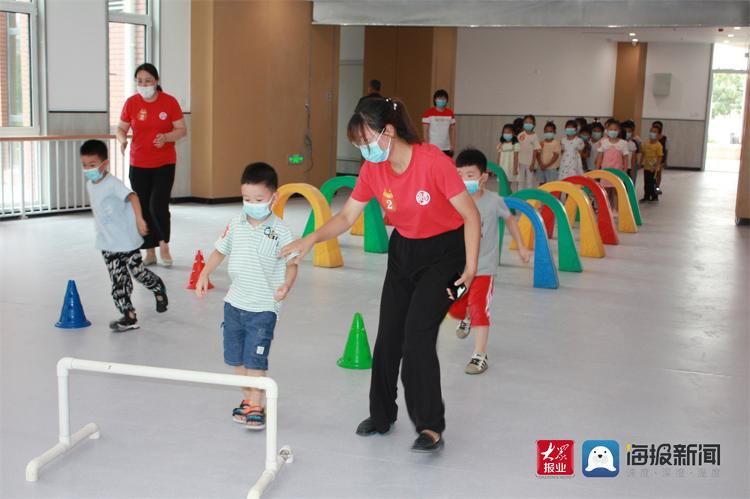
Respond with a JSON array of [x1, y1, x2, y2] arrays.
[[642, 42, 711, 120], [46, 0, 108, 111], [160, 0, 191, 112], [455, 28, 617, 117]]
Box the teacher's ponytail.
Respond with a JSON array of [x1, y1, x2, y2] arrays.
[[134, 63, 163, 92], [348, 97, 421, 145]]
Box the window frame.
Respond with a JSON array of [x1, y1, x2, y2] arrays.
[[107, 0, 159, 129], [0, 0, 41, 136]]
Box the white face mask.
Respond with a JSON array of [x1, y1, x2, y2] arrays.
[[137, 85, 156, 99]]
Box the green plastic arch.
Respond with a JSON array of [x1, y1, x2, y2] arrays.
[[507, 189, 583, 273], [488, 162, 512, 196], [603, 168, 642, 226], [303, 176, 389, 254]]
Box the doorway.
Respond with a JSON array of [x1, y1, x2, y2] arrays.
[[705, 44, 748, 173]]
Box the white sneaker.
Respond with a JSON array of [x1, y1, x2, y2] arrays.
[[465, 353, 488, 375], [456, 318, 471, 339]]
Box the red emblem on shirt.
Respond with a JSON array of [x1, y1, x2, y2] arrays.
[[220, 224, 230, 239], [137, 109, 148, 121]]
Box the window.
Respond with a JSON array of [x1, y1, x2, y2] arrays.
[[108, 0, 147, 15], [108, 0, 154, 129], [0, 1, 35, 130]]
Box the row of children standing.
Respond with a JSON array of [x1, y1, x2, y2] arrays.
[[496, 115, 668, 203]]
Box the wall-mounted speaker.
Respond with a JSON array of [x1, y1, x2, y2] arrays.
[[653, 73, 672, 97]]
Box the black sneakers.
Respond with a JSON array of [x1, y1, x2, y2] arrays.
[[109, 314, 139, 332]]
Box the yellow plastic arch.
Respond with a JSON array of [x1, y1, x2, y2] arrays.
[[351, 215, 364, 236], [512, 182, 605, 258], [583, 170, 637, 233], [273, 183, 344, 268]]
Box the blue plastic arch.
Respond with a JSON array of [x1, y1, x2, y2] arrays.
[[502, 197, 559, 290]]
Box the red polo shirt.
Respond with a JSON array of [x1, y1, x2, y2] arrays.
[[120, 92, 184, 168], [351, 142, 465, 239]]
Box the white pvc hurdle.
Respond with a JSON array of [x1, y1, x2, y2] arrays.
[[26, 357, 293, 499]]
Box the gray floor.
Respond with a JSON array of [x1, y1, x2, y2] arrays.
[[1, 170, 748, 499]]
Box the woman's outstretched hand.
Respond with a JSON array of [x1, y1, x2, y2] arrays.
[[280, 235, 315, 265]]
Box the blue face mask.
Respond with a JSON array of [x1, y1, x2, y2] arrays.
[[435, 99, 447, 109], [592, 131, 603, 140], [626, 132, 633, 140], [357, 129, 391, 163], [243, 200, 271, 220], [608, 130, 619, 139], [464, 180, 480, 194], [565, 128, 577, 136], [523, 123, 535, 132], [544, 132, 555, 140], [580, 135, 590, 142], [502, 133, 513, 141], [649, 132, 658, 140], [83, 167, 103, 182]]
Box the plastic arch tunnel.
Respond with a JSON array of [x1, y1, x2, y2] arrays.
[[502, 197, 559, 289], [302, 176, 388, 254], [273, 183, 344, 268], [507, 189, 582, 273]]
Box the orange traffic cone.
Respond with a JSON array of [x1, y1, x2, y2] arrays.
[[187, 250, 214, 290]]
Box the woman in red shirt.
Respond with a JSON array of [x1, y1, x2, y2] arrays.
[[116, 63, 187, 266], [281, 98, 480, 453]]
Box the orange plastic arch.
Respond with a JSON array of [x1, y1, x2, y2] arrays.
[[513, 182, 605, 258], [583, 170, 638, 233], [273, 183, 344, 268]]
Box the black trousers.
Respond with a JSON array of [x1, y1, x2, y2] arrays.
[[102, 250, 166, 315], [369, 226, 466, 434], [129, 164, 175, 249], [644, 170, 657, 200]]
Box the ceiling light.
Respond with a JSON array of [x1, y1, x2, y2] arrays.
[[607, 25, 618, 28], [632, 38, 639, 43], [469, 24, 478, 28], [629, 32, 636, 37], [733, 26, 741, 30], [724, 40, 730, 43], [728, 34, 736, 38]]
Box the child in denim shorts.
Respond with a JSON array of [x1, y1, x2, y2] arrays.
[[196, 163, 298, 430]]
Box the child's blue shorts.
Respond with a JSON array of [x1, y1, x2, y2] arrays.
[[222, 302, 277, 370]]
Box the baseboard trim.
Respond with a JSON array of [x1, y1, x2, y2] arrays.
[[171, 196, 242, 204]]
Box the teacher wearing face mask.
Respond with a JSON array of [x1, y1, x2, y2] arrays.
[[422, 89, 456, 158], [116, 63, 187, 267], [281, 97, 480, 453]]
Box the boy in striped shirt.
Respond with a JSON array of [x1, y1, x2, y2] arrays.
[[196, 163, 298, 430]]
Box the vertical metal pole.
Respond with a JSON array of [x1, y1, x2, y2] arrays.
[[1, 142, 6, 214], [10, 142, 16, 213], [64, 142, 69, 209], [265, 391, 278, 472], [20, 142, 27, 217], [57, 368, 70, 446], [72, 141, 77, 209]]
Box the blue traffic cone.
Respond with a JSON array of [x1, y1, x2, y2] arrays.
[[55, 280, 91, 329]]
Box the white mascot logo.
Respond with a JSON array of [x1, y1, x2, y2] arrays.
[[585, 446, 616, 472]]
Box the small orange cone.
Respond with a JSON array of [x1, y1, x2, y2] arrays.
[[187, 250, 213, 290]]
